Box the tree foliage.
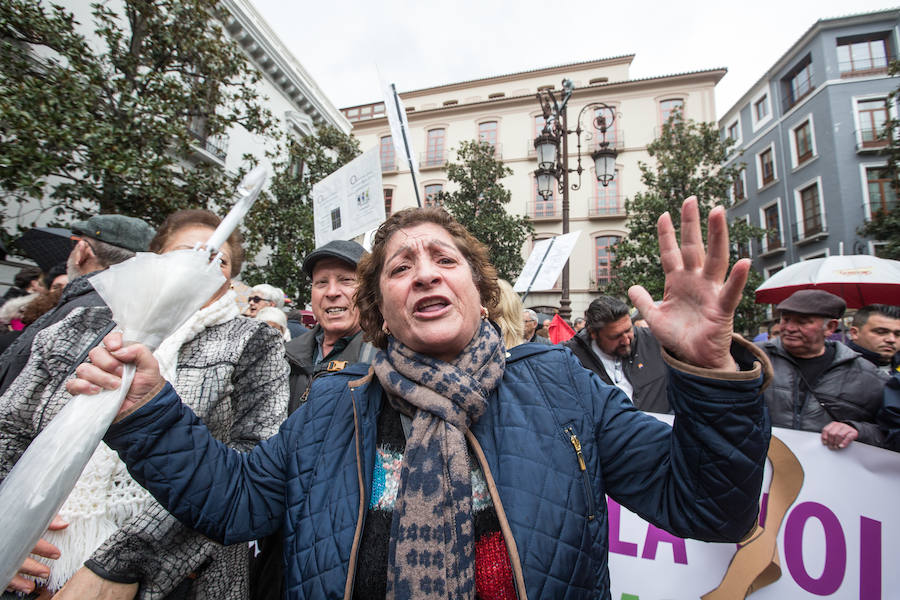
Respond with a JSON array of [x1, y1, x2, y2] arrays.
[[610, 112, 766, 334], [242, 125, 360, 304], [438, 140, 533, 282], [859, 59, 900, 258], [0, 0, 276, 229]]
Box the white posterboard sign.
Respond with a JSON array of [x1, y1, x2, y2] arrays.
[[513, 231, 581, 293], [313, 148, 385, 247]]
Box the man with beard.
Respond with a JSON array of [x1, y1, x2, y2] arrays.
[[563, 295, 669, 413], [0, 215, 153, 395]]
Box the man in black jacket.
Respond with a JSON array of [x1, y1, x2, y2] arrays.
[[846, 304, 900, 374], [0, 215, 154, 395], [564, 296, 669, 413]]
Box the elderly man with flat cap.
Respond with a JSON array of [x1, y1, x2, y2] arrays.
[[0, 214, 154, 394], [758, 289, 889, 450]]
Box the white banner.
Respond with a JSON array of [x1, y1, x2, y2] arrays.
[[312, 148, 385, 247], [609, 419, 900, 600], [513, 231, 581, 293], [381, 79, 419, 178]]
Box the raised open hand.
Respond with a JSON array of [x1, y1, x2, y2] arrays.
[[628, 196, 750, 370]]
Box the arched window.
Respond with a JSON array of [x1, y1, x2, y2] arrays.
[[594, 235, 621, 286]]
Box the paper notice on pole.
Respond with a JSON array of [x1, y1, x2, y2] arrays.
[[513, 231, 581, 292], [313, 148, 385, 247]]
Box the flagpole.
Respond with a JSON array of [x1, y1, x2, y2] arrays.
[[392, 84, 422, 208]]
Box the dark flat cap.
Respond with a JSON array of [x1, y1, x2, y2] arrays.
[[302, 240, 367, 277], [71, 215, 155, 252], [776, 289, 846, 319]]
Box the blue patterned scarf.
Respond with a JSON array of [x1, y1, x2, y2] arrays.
[[372, 320, 506, 600]]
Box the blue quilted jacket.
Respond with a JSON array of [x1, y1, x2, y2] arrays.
[[106, 343, 770, 600]]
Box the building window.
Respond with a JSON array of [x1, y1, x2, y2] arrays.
[[735, 216, 751, 259], [759, 148, 775, 186], [479, 121, 498, 148], [733, 170, 746, 202], [380, 136, 395, 171], [424, 183, 443, 207], [783, 55, 813, 109], [594, 236, 620, 287], [799, 183, 823, 237], [838, 33, 890, 75], [858, 98, 889, 147], [534, 115, 547, 136], [763, 203, 782, 250], [383, 188, 393, 216], [425, 128, 446, 167], [754, 95, 769, 122], [726, 120, 740, 143], [593, 175, 621, 216], [794, 120, 814, 164], [533, 179, 556, 217], [867, 167, 896, 215], [659, 98, 684, 124]]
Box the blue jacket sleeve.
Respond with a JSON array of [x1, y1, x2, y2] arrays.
[[104, 383, 291, 544], [590, 352, 770, 543]]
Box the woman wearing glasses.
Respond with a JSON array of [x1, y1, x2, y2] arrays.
[[243, 284, 284, 317]]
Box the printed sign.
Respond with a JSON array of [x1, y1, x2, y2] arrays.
[[513, 231, 581, 293], [313, 148, 385, 247]]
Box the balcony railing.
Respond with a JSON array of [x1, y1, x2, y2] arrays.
[[838, 58, 892, 78], [381, 159, 397, 172], [589, 196, 626, 217], [420, 151, 447, 168], [527, 200, 562, 219], [590, 268, 616, 289], [189, 129, 229, 162], [791, 219, 828, 244], [755, 236, 786, 257], [856, 128, 889, 152]]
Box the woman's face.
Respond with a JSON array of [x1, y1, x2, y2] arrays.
[[378, 222, 482, 362], [160, 225, 233, 307]]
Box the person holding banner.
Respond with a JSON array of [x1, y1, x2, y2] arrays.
[[60, 198, 771, 600]]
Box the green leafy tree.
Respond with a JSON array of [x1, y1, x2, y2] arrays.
[[859, 59, 900, 258], [438, 140, 533, 281], [243, 125, 360, 303], [0, 0, 276, 229], [610, 112, 766, 334]]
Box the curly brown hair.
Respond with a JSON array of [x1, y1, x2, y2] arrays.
[[149, 209, 245, 277], [355, 207, 499, 349]]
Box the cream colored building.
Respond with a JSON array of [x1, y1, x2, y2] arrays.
[[344, 56, 724, 319]]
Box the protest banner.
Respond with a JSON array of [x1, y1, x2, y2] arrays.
[[312, 147, 385, 247], [610, 420, 900, 600], [513, 231, 581, 294]]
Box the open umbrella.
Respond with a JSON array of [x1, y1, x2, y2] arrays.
[[755, 255, 900, 308], [12, 227, 75, 271]]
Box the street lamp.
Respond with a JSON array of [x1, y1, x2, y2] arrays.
[[532, 78, 618, 321]]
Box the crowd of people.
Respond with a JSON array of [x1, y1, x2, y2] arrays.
[[0, 198, 897, 599]]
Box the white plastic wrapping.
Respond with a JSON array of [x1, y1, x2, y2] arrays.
[[0, 168, 267, 589]]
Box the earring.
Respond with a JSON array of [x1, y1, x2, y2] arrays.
[[382, 322, 391, 336], [480, 306, 488, 320]]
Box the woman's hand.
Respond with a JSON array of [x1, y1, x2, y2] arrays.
[[65, 332, 165, 420], [629, 196, 750, 371], [6, 516, 67, 595], [52, 567, 137, 600]]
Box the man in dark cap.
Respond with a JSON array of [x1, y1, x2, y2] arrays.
[[758, 289, 889, 450], [250, 239, 375, 600], [0, 214, 154, 394]]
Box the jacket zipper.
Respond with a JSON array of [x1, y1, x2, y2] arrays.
[[565, 426, 595, 521], [343, 386, 367, 600]]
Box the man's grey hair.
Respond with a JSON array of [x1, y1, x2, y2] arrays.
[[523, 309, 538, 322], [90, 238, 136, 268], [250, 283, 285, 308], [584, 296, 630, 333]]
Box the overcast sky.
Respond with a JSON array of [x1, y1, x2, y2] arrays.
[[251, 0, 896, 120]]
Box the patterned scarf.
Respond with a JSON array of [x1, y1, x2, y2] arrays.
[[372, 320, 506, 600]]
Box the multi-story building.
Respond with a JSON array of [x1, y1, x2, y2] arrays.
[[720, 8, 899, 282], [1, 0, 348, 290], [343, 57, 724, 318]]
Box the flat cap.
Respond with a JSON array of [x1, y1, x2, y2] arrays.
[[302, 240, 367, 278], [71, 215, 155, 253], [776, 289, 846, 319]]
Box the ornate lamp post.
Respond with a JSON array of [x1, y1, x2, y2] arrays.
[[533, 78, 618, 321]]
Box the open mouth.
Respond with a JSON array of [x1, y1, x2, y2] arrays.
[[324, 307, 347, 315], [414, 297, 450, 315]]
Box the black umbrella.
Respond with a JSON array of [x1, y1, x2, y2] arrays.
[[12, 227, 75, 271]]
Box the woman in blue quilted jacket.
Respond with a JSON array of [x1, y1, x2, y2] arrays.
[[49, 197, 770, 600]]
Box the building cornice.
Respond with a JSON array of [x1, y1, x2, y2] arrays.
[[720, 8, 900, 124], [348, 68, 727, 131], [220, 0, 350, 133]]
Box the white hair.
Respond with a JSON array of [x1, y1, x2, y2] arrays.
[[250, 284, 285, 308], [256, 306, 291, 341]]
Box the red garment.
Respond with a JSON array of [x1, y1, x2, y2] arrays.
[[548, 314, 575, 344]]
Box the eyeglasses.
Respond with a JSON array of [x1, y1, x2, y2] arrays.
[[248, 296, 269, 304]]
